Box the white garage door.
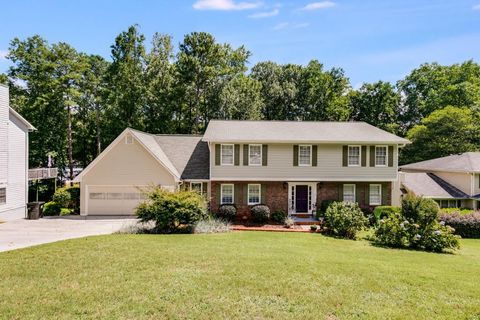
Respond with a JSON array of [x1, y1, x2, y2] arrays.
[[87, 186, 147, 215]]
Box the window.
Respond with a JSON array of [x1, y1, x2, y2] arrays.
[[437, 199, 461, 208], [348, 146, 360, 166], [190, 182, 203, 194], [299, 145, 312, 166], [221, 144, 234, 165], [221, 184, 234, 204], [107, 193, 123, 200], [343, 184, 355, 203], [247, 184, 261, 205], [369, 184, 382, 205], [249, 144, 262, 166], [89, 193, 105, 200], [0, 188, 5, 204], [375, 146, 387, 166]]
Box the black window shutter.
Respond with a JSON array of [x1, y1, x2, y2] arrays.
[[361, 146, 367, 167], [388, 146, 394, 167], [293, 145, 299, 166], [243, 144, 249, 166], [382, 183, 389, 205], [342, 146, 348, 167], [215, 144, 220, 166], [312, 145, 318, 166], [262, 145, 268, 166], [234, 144, 240, 166], [369, 146, 375, 167]]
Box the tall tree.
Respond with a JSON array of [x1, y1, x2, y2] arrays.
[[218, 74, 263, 120], [400, 106, 480, 164], [105, 25, 147, 140], [349, 81, 400, 133], [0, 74, 7, 85]]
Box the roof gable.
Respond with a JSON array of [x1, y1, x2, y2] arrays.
[[401, 152, 480, 173]]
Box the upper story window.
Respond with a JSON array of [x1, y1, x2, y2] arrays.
[[0, 188, 5, 204], [343, 184, 356, 203], [375, 146, 387, 167], [299, 145, 312, 166], [369, 184, 382, 205], [348, 145, 360, 166], [221, 184, 234, 204], [221, 144, 234, 165], [247, 184, 261, 205], [249, 144, 262, 166]]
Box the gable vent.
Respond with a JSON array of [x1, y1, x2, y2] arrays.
[[125, 135, 133, 144]]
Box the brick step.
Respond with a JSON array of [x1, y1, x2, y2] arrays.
[[293, 213, 314, 218], [294, 220, 322, 226]]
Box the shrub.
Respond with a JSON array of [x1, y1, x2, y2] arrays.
[[310, 225, 318, 232], [439, 212, 480, 238], [52, 188, 71, 208], [250, 204, 270, 223], [217, 204, 237, 221], [43, 201, 61, 216], [440, 208, 474, 215], [136, 187, 207, 233], [324, 202, 368, 239], [194, 217, 231, 234], [65, 186, 80, 213], [60, 208, 72, 216], [373, 206, 401, 223], [374, 195, 460, 252], [271, 210, 287, 223], [316, 200, 335, 219], [284, 217, 294, 228]]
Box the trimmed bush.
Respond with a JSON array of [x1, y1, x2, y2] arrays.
[[52, 188, 71, 208], [60, 208, 72, 216], [440, 208, 474, 215], [316, 200, 335, 219], [373, 206, 401, 222], [271, 210, 287, 223], [251, 205, 270, 223], [439, 212, 480, 238], [217, 204, 237, 221], [374, 195, 460, 252], [43, 201, 61, 216], [324, 202, 368, 239], [136, 187, 207, 233], [194, 217, 231, 234]]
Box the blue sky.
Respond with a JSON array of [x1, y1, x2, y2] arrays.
[[0, 0, 479, 86]]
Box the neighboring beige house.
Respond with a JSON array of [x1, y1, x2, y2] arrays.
[[0, 84, 36, 221], [398, 153, 480, 210], [74, 120, 410, 218]]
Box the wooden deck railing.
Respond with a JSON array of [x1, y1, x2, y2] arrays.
[[28, 168, 58, 181]]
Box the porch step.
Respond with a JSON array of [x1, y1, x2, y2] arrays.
[[293, 213, 314, 218], [292, 217, 321, 226]]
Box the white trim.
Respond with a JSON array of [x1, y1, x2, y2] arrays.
[[347, 145, 361, 167], [375, 145, 388, 167], [220, 183, 234, 205], [210, 177, 397, 182], [287, 182, 317, 215], [220, 144, 234, 166], [247, 184, 261, 205], [190, 181, 203, 194], [369, 184, 382, 205], [248, 144, 262, 166], [343, 184, 356, 203], [203, 139, 410, 145], [298, 145, 312, 167]]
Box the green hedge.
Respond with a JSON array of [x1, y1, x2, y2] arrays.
[[373, 206, 401, 222]]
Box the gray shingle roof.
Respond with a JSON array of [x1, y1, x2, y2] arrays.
[[401, 152, 480, 173], [202, 120, 410, 144], [402, 172, 470, 199]]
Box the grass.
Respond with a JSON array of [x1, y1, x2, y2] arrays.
[[1, 233, 480, 319]]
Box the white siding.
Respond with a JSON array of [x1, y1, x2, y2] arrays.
[[211, 143, 398, 181], [0, 86, 8, 185]]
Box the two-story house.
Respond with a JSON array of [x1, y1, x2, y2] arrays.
[[398, 153, 480, 210], [0, 84, 36, 221], [74, 120, 409, 217]]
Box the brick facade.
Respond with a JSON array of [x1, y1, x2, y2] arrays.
[[210, 181, 288, 221]]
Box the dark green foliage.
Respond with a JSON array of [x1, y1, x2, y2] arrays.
[[271, 210, 287, 223], [250, 205, 270, 223], [136, 187, 208, 233], [65, 186, 80, 213], [43, 201, 61, 216], [374, 195, 460, 252], [373, 206, 401, 223], [316, 200, 335, 219], [217, 204, 237, 221], [52, 188, 71, 208], [439, 212, 480, 238], [324, 202, 368, 239]]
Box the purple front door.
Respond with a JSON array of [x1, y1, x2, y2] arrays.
[[295, 185, 309, 213]]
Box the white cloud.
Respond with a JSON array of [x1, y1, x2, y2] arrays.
[[272, 22, 309, 30], [473, 4, 480, 10], [0, 50, 8, 61], [193, 0, 261, 10], [248, 8, 279, 18], [300, 1, 335, 11]]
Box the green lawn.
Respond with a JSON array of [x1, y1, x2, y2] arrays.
[[1, 232, 480, 319]]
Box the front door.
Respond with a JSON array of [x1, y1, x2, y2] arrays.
[[295, 185, 308, 213]]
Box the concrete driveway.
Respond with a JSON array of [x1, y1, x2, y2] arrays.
[[0, 216, 138, 252]]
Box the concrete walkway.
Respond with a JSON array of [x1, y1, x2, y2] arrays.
[[0, 216, 138, 252]]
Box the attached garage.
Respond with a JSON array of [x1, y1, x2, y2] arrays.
[[86, 186, 148, 215]]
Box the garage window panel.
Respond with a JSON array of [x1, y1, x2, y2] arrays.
[[107, 193, 123, 200], [89, 192, 105, 200]]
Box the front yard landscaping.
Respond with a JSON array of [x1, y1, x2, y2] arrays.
[[1, 232, 480, 319]]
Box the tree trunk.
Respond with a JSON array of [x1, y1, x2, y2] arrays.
[[67, 104, 74, 181], [95, 106, 101, 156]]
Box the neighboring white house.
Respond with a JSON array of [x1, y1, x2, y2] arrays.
[[0, 84, 36, 221]]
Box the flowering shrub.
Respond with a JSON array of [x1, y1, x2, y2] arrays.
[[324, 202, 368, 239], [217, 204, 237, 221], [194, 217, 231, 234], [372, 206, 401, 223], [250, 205, 270, 223], [374, 195, 460, 252], [439, 212, 480, 238], [284, 217, 295, 228]]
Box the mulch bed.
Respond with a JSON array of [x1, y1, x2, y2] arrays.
[[232, 224, 318, 233]]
